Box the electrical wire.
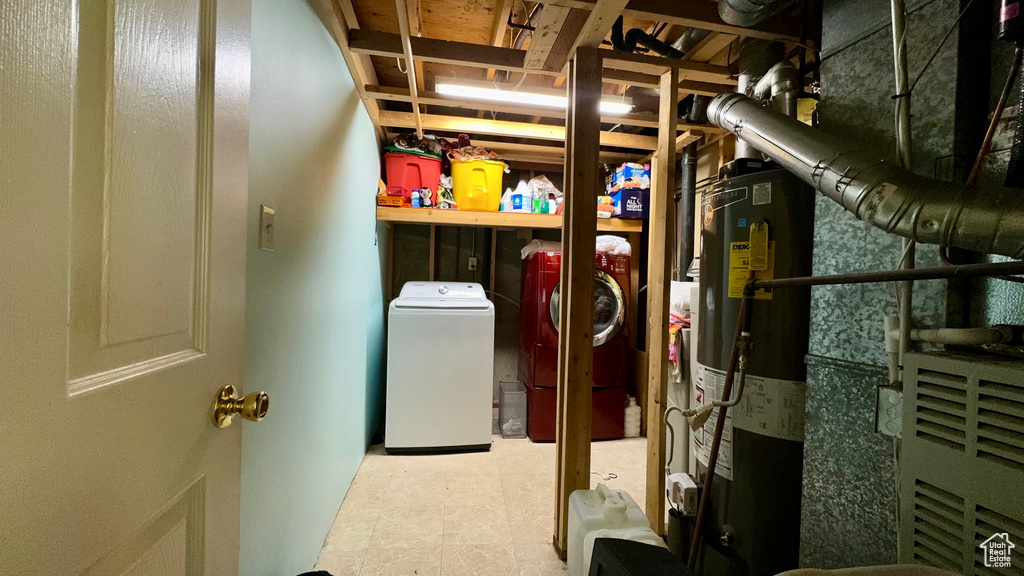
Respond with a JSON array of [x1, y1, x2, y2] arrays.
[[908, 0, 977, 94], [396, 57, 407, 74]]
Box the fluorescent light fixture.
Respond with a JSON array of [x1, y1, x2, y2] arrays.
[[435, 82, 632, 115]]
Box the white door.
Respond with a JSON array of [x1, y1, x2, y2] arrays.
[[0, 0, 250, 574]]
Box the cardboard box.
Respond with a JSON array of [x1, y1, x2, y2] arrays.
[[376, 193, 405, 207], [611, 163, 651, 192]]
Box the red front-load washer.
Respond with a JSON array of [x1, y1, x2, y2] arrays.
[[519, 251, 629, 441]]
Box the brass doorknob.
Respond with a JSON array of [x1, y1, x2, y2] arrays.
[[212, 385, 269, 428]]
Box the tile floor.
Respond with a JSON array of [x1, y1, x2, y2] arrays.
[[315, 436, 647, 576]]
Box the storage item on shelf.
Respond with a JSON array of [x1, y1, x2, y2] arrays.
[[568, 484, 666, 576], [511, 180, 531, 213], [451, 158, 507, 211], [499, 381, 528, 439], [377, 193, 403, 207], [384, 148, 443, 200], [385, 282, 494, 452], [611, 188, 650, 219], [528, 175, 563, 214], [598, 195, 615, 219], [610, 163, 651, 192]]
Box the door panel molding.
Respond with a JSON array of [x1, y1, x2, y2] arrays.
[[81, 476, 206, 576], [67, 0, 216, 393]]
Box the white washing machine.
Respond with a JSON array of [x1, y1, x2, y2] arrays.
[[385, 281, 494, 453]]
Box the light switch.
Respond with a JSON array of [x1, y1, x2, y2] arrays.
[[259, 205, 275, 251]]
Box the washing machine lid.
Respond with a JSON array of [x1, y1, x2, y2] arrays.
[[394, 282, 492, 309]]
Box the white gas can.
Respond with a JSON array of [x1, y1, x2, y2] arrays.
[[567, 484, 668, 576]]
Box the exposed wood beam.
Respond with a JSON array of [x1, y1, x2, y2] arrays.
[[366, 84, 723, 132], [348, 29, 733, 85], [602, 51, 733, 83], [542, 8, 591, 73], [394, 0, 423, 137], [675, 129, 703, 151], [458, 139, 641, 164], [602, 68, 735, 95], [405, 0, 426, 91], [486, 0, 516, 79], [541, 0, 816, 47], [683, 32, 736, 62], [524, 5, 571, 69], [378, 110, 659, 150], [315, 0, 384, 141], [553, 46, 602, 559], [645, 67, 678, 537], [568, 0, 630, 56]]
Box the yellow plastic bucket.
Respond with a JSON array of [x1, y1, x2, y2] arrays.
[[451, 159, 506, 211]]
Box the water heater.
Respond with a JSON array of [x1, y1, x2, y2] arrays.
[[695, 160, 815, 575]]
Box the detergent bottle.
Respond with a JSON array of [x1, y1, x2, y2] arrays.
[[512, 180, 530, 213]]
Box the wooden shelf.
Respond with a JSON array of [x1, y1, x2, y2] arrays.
[[376, 207, 644, 233]]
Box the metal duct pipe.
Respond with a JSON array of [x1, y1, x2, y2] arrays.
[[708, 93, 1024, 258], [753, 60, 799, 118], [678, 143, 697, 276], [717, 0, 798, 27]]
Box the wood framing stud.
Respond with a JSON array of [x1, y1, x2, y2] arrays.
[[394, 0, 424, 137], [524, 5, 571, 69], [377, 110, 660, 150], [553, 46, 602, 558], [645, 67, 677, 536]]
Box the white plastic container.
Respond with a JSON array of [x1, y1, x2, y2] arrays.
[[567, 484, 667, 576]]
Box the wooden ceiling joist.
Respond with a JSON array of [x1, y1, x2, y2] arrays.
[[394, 0, 423, 136], [378, 110, 659, 150], [315, 0, 384, 141], [683, 32, 737, 62], [523, 4, 572, 69], [486, 0, 516, 79], [383, 134, 643, 165], [348, 29, 734, 85], [365, 84, 724, 132], [567, 0, 631, 56]]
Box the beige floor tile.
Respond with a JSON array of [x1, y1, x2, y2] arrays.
[[445, 450, 499, 476], [517, 562, 567, 576], [324, 504, 379, 551], [380, 474, 446, 512], [444, 474, 503, 502], [360, 542, 441, 576], [512, 541, 563, 565], [441, 543, 518, 576], [314, 545, 366, 576], [393, 453, 450, 477], [443, 498, 511, 544], [357, 452, 396, 479], [372, 504, 444, 549]]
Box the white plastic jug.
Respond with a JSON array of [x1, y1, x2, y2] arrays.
[[567, 484, 666, 576]]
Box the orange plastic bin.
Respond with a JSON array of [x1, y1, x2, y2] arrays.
[[385, 151, 442, 201]]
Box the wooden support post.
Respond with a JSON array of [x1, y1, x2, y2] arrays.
[[645, 67, 678, 536], [489, 228, 498, 297], [626, 230, 643, 434], [553, 47, 602, 558]]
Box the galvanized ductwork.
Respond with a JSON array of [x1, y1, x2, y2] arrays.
[[708, 92, 1024, 259], [717, 0, 798, 27]]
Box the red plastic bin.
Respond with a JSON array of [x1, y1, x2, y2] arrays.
[[384, 152, 442, 201]]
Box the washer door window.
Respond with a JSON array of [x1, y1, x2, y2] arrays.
[[549, 269, 625, 346]]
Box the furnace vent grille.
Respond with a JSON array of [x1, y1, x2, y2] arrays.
[[900, 352, 1024, 574]]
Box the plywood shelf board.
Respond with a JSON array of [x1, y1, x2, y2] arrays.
[[376, 207, 643, 233]]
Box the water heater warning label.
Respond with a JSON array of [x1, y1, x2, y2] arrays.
[[728, 241, 775, 299], [694, 363, 807, 480]]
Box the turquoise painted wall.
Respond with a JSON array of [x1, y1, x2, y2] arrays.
[[240, 0, 385, 573]]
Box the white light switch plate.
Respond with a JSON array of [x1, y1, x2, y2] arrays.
[[259, 205, 275, 251]]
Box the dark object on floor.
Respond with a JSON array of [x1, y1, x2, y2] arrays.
[[588, 538, 694, 576], [296, 572, 332, 576]]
